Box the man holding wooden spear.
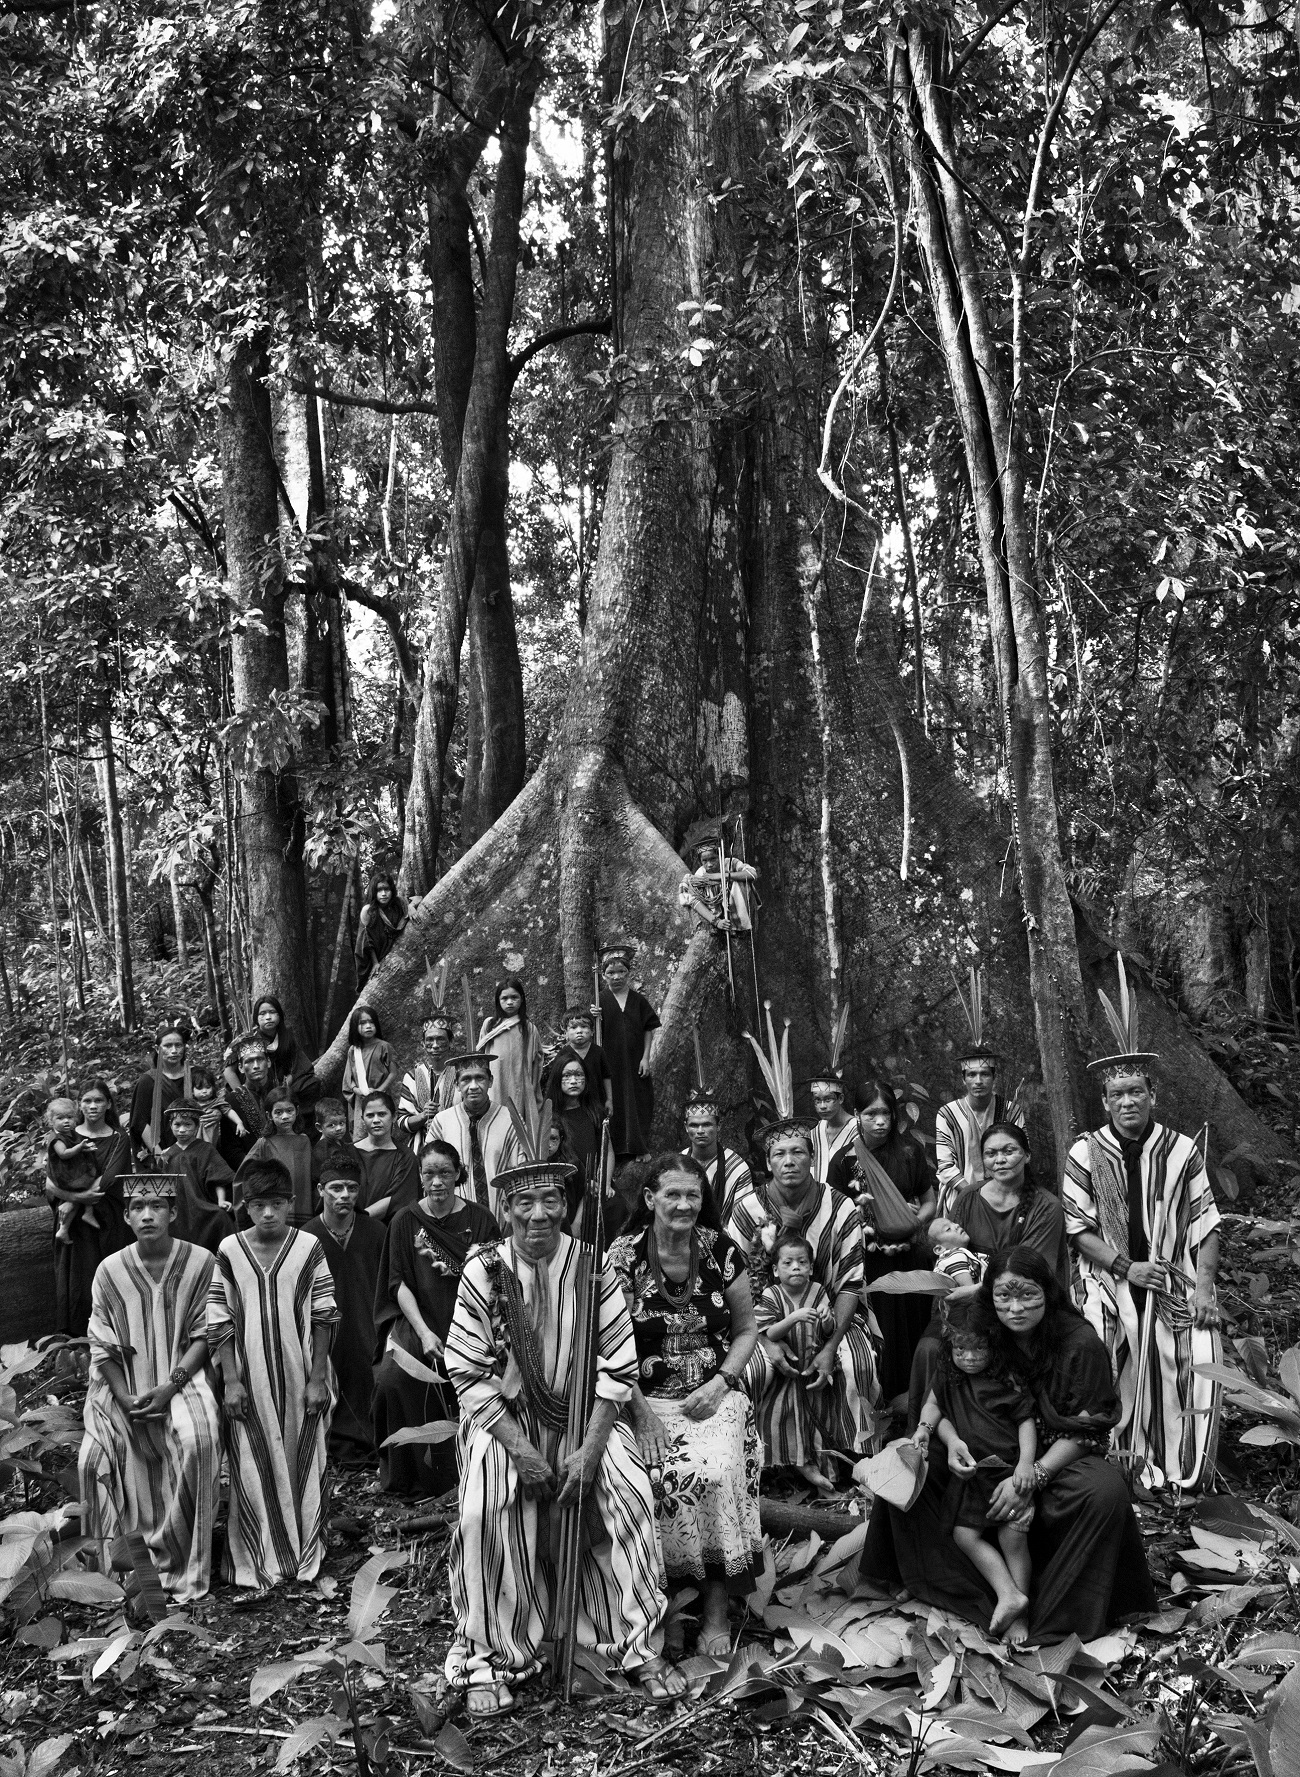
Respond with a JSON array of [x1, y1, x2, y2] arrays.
[[1062, 956, 1223, 1491], [442, 1158, 680, 1717]]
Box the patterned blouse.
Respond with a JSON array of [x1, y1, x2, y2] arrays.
[[606, 1224, 747, 1399]]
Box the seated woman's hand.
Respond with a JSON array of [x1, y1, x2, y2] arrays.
[[944, 1437, 978, 1477], [984, 1475, 1031, 1522], [633, 1402, 671, 1470], [681, 1374, 727, 1421]]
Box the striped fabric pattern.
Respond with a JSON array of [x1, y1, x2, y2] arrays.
[[726, 1181, 878, 1460], [680, 1146, 753, 1224], [934, 1093, 1023, 1214], [79, 1241, 221, 1602], [206, 1230, 339, 1589], [810, 1120, 856, 1184], [398, 1062, 458, 1153], [443, 1235, 665, 1685], [428, 1104, 523, 1223], [1063, 1121, 1222, 1488]]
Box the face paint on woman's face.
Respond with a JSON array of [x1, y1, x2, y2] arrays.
[[560, 1064, 586, 1099], [992, 1275, 1047, 1334]]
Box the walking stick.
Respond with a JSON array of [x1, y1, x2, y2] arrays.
[[551, 1123, 611, 1700], [1123, 1186, 1171, 1490], [716, 820, 736, 1005], [735, 814, 762, 1015], [461, 974, 475, 1050], [592, 955, 603, 1049]]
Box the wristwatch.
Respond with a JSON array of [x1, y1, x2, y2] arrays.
[[719, 1372, 744, 1393]]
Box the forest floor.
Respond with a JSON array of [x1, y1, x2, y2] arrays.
[[2, 1153, 1299, 1777]]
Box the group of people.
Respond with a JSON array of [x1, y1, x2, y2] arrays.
[[52, 933, 1225, 1710]]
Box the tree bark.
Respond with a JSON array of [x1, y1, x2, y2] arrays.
[[218, 332, 318, 1043], [169, 860, 189, 967], [462, 410, 526, 847], [886, 24, 1092, 1158], [95, 689, 135, 1033]]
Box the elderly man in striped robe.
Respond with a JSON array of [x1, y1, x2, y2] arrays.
[[1062, 962, 1222, 1491], [443, 1160, 678, 1717], [79, 1174, 221, 1602]]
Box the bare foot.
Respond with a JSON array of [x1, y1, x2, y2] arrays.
[[989, 1591, 1029, 1638], [799, 1462, 833, 1494], [1004, 1612, 1030, 1647]]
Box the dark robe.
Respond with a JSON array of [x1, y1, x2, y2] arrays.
[[164, 1139, 234, 1207], [169, 1179, 236, 1255], [541, 1043, 612, 1118], [359, 1145, 421, 1225], [828, 1134, 936, 1402], [372, 1199, 499, 1495], [864, 1313, 1157, 1642], [907, 1181, 1073, 1421], [354, 901, 408, 990], [128, 1070, 187, 1153], [304, 1212, 386, 1467], [261, 1025, 320, 1107], [600, 987, 660, 1159], [311, 1134, 364, 1190], [53, 1129, 131, 1336]]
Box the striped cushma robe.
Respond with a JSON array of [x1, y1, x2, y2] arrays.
[[681, 1146, 753, 1224], [398, 1060, 458, 1155], [934, 1093, 1023, 1215], [1063, 1121, 1222, 1489], [444, 1234, 666, 1688], [810, 1119, 856, 1185], [727, 1180, 879, 1462], [206, 1230, 339, 1588], [79, 1240, 221, 1602], [429, 1104, 523, 1223]]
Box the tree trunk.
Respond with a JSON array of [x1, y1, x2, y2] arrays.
[[400, 60, 540, 896], [887, 24, 1092, 1159], [314, 0, 1288, 1195], [169, 860, 189, 968], [218, 332, 318, 1042], [462, 410, 526, 846], [95, 693, 135, 1033]]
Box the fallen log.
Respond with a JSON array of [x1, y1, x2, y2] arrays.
[[759, 1498, 861, 1542]]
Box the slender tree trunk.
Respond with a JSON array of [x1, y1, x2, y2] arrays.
[[401, 61, 540, 895], [193, 871, 234, 1038], [169, 861, 189, 967], [887, 23, 1091, 1154], [218, 332, 319, 1042], [462, 412, 526, 845], [95, 689, 135, 1032]]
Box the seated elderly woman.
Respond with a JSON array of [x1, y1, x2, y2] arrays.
[[372, 1141, 500, 1496], [608, 1152, 762, 1657], [862, 1245, 1157, 1644], [78, 1174, 221, 1602]]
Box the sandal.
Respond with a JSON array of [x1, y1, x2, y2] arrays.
[[698, 1628, 731, 1659], [636, 1657, 687, 1701], [465, 1679, 514, 1717]]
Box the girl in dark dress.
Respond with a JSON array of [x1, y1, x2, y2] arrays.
[[863, 1245, 1156, 1643], [55, 1079, 131, 1335], [544, 1056, 604, 1185], [599, 944, 660, 1161], [354, 873, 408, 991], [357, 1092, 421, 1224], [222, 995, 319, 1108], [128, 1021, 191, 1156], [827, 1077, 936, 1403], [372, 1141, 499, 1495]]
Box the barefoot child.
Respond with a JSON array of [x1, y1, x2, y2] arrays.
[[754, 1232, 837, 1491], [914, 1318, 1037, 1641], [45, 1099, 102, 1243], [164, 1100, 235, 1210]]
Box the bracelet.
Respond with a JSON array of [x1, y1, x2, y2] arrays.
[[719, 1372, 744, 1393], [1032, 1462, 1050, 1491], [1110, 1254, 1131, 1281], [169, 1367, 189, 1390]]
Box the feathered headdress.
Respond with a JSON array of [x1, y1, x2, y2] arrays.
[[496, 1094, 577, 1197], [952, 965, 997, 1064], [421, 956, 456, 1034], [805, 1000, 850, 1090], [745, 1001, 806, 1146], [1089, 952, 1159, 1079]]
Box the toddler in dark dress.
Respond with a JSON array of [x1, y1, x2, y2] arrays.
[[914, 1317, 1037, 1642]]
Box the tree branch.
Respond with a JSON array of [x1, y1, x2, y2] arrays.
[[948, 0, 1020, 84], [290, 380, 439, 418], [168, 492, 227, 576], [507, 316, 612, 388], [340, 579, 421, 697]]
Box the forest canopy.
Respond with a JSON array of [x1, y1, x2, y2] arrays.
[[2, 0, 1298, 1174]]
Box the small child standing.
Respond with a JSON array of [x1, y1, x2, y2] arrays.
[[341, 1007, 396, 1141], [929, 1217, 986, 1290], [310, 1098, 363, 1194], [45, 1099, 102, 1243], [541, 1007, 613, 1120], [914, 1318, 1038, 1642], [754, 1232, 837, 1492], [164, 1100, 235, 1210], [244, 1089, 314, 1223]]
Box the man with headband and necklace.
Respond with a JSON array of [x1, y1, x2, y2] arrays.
[[443, 1157, 678, 1717], [1063, 956, 1222, 1490], [78, 1174, 222, 1602], [399, 1010, 460, 1155]]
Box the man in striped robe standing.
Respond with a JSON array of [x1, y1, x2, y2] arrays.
[[398, 1012, 459, 1155], [934, 1044, 1023, 1216], [444, 1161, 679, 1717], [681, 1087, 752, 1223], [1064, 1054, 1222, 1491], [429, 1053, 522, 1221]]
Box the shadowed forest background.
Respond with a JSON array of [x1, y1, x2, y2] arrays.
[[2, 0, 1299, 1192]]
